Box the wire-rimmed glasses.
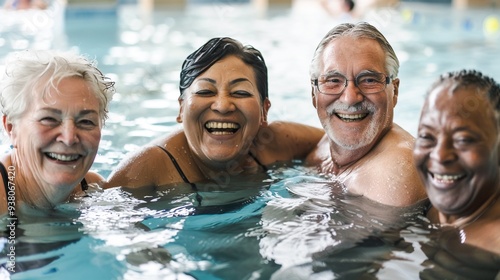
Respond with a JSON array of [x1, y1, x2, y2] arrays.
[[312, 71, 392, 95]]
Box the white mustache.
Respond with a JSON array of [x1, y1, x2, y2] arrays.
[[326, 101, 374, 116]]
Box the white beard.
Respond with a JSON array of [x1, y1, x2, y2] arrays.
[[322, 101, 380, 150]]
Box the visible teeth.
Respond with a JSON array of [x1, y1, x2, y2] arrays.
[[434, 173, 464, 182], [205, 122, 240, 129], [211, 131, 234, 135], [46, 153, 80, 161], [337, 113, 367, 121]]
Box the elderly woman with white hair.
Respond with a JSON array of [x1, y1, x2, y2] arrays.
[[0, 50, 114, 216]]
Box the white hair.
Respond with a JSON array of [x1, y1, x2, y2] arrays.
[[0, 49, 115, 124]]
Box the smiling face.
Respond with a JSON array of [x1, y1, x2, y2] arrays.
[[312, 37, 398, 152], [177, 55, 270, 168], [413, 83, 500, 217], [7, 77, 102, 191]]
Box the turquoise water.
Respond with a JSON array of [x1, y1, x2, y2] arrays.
[[1, 166, 431, 279], [1, 1, 500, 279]]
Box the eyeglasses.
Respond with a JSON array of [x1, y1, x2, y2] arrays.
[[312, 72, 392, 95]]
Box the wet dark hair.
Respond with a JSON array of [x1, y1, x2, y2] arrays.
[[179, 37, 268, 103], [429, 69, 500, 112]]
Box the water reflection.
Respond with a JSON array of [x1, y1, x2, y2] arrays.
[[419, 227, 500, 279], [1, 165, 499, 278], [259, 176, 429, 276]]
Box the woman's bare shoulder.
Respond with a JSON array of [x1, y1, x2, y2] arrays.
[[105, 130, 190, 189]]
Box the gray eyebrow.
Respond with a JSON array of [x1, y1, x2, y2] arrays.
[[39, 107, 99, 117]]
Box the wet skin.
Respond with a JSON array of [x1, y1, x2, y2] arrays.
[[177, 55, 270, 169], [312, 37, 398, 168], [6, 77, 101, 205], [413, 84, 499, 220]]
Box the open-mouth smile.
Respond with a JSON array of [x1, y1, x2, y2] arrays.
[[45, 152, 81, 162], [430, 172, 466, 185], [335, 113, 368, 122], [205, 121, 240, 135]]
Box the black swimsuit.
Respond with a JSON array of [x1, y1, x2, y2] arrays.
[[156, 145, 268, 206], [0, 162, 10, 191], [156, 145, 268, 183], [0, 162, 89, 216]]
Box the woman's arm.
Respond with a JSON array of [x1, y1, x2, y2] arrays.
[[253, 121, 324, 164]]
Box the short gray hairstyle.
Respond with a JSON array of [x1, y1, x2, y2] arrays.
[[310, 22, 400, 80], [0, 50, 115, 124]]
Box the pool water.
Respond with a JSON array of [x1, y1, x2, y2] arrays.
[[1, 1, 500, 279]]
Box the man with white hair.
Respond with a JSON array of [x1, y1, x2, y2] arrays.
[[306, 22, 427, 207]]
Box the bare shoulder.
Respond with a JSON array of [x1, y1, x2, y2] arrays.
[[378, 125, 418, 176], [359, 124, 427, 206], [373, 125, 416, 166], [371, 124, 416, 164], [105, 129, 187, 189], [382, 124, 415, 150], [104, 145, 164, 189]]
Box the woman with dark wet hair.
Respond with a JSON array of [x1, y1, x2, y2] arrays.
[[105, 37, 323, 196]]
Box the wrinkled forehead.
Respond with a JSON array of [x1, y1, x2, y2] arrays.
[[320, 37, 386, 71]]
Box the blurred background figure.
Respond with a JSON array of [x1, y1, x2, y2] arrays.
[[320, 0, 355, 20], [319, 0, 400, 19], [3, 0, 48, 10]]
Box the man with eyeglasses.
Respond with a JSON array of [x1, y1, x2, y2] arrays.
[[305, 22, 427, 207]]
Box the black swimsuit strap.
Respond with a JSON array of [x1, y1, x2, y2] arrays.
[[156, 145, 191, 184], [80, 178, 89, 191], [248, 152, 268, 172], [156, 145, 202, 206], [0, 162, 87, 210], [0, 162, 10, 201], [0, 162, 18, 224]]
